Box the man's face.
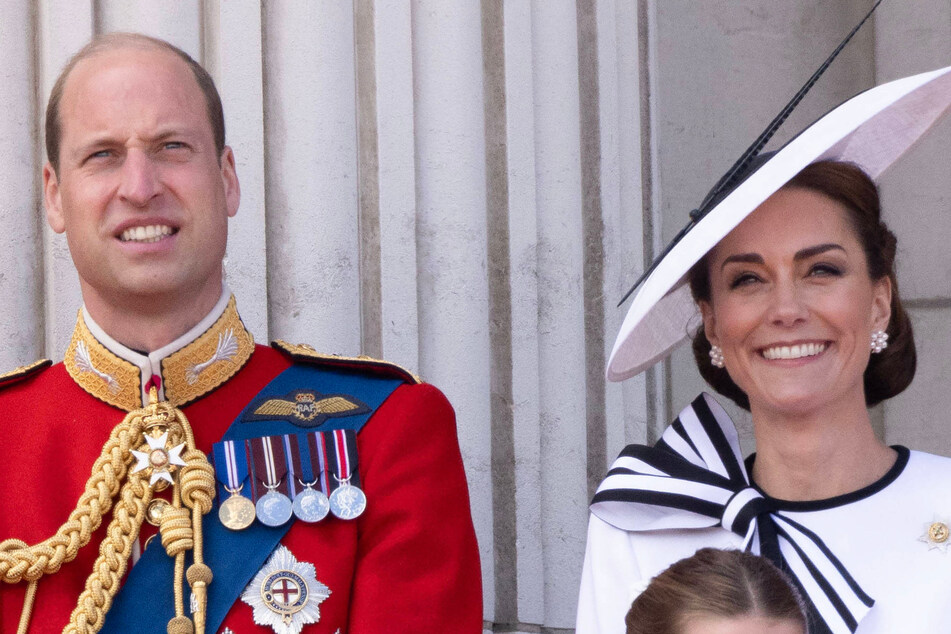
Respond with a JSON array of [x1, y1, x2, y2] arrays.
[[44, 46, 239, 311]]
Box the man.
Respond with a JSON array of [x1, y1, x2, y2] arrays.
[[0, 33, 481, 634]]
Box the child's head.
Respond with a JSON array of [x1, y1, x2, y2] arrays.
[[626, 548, 808, 634]]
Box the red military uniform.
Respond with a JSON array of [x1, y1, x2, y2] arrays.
[[0, 291, 482, 633]]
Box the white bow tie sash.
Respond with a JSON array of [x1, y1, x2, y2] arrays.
[[590, 392, 874, 634]]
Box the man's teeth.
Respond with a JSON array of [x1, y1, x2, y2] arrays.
[[120, 225, 174, 243], [762, 343, 827, 360]]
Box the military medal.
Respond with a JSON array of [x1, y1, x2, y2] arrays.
[[257, 484, 294, 526], [327, 429, 365, 520], [286, 432, 332, 523], [241, 545, 330, 634], [213, 439, 256, 530], [250, 435, 294, 527], [329, 478, 366, 520], [220, 485, 256, 530], [292, 481, 330, 523]]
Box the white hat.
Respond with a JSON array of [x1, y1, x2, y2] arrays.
[[607, 64, 951, 382]]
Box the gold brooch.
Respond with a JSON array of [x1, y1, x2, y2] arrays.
[[919, 517, 951, 553]]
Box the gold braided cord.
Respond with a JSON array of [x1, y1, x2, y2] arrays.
[[163, 492, 189, 620], [160, 506, 194, 556], [0, 412, 145, 585], [17, 578, 38, 634], [0, 390, 216, 634], [64, 475, 151, 634], [6, 539, 39, 634], [179, 450, 215, 517]]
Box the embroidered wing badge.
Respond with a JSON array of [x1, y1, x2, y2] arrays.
[[243, 390, 370, 428], [186, 328, 240, 384], [74, 340, 120, 393]]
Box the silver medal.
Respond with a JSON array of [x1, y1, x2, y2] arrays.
[[329, 482, 366, 520], [293, 487, 330, 523], [256, 489, 293, 527]]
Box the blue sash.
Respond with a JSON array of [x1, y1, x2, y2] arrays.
[[102, 364, 403, 633]]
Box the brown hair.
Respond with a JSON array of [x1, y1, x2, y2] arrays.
[[626, 548, 808, 634], [45, 32, 225, 173], [688, 160, 915, 410]]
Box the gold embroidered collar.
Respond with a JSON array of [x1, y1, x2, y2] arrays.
[[64, 292, 255, 411]]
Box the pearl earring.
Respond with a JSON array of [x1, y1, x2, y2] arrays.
[[870, 330, 889, 354], [709, 345, 725, 368]]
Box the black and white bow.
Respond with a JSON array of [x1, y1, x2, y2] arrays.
[[591, 393, 873, 634]]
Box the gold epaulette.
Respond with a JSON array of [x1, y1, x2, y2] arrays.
[[271, 340, 422, 385], [0, 358, 52, 388]]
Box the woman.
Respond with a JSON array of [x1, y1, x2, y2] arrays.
[[626, 548, 807, 634], [577, 65, 951, 634]]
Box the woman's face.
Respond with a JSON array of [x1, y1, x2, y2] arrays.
[[699, 186, 891, 418], [681, 614, 804, 634]]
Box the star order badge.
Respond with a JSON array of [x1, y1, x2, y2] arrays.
[[241, 545, 330, 634], [130, 430, 186, 486], [918, 516, 951, 553]]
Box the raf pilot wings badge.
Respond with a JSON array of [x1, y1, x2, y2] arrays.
[[242, 389, 370, 428]]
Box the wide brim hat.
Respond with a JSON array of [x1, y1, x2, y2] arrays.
[[607, 64, 951, 382]]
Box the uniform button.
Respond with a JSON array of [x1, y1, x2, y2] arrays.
[[147, 498, 170, 526]]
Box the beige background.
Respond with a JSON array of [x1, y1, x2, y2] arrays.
[[0, 1, 949, 631]]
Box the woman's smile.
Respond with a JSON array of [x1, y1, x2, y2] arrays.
[[759, 341, 828, 361]]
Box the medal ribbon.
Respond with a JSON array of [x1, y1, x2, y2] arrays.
[[310, 430, 331, 495], [285, 434, 307, 499], [282, 434, 299, 500], [285, 432, 324, 499], [248, 435, 290, 500], [211, 439, 251, 500], [330, 429, 361, 489]]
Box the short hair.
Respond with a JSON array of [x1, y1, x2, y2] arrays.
[[688, 160, 916, 410], [625, 548, 808, 634], [45, 32, 225, 173]]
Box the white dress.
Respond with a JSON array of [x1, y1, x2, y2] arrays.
[[576, 395, 951, 634]]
